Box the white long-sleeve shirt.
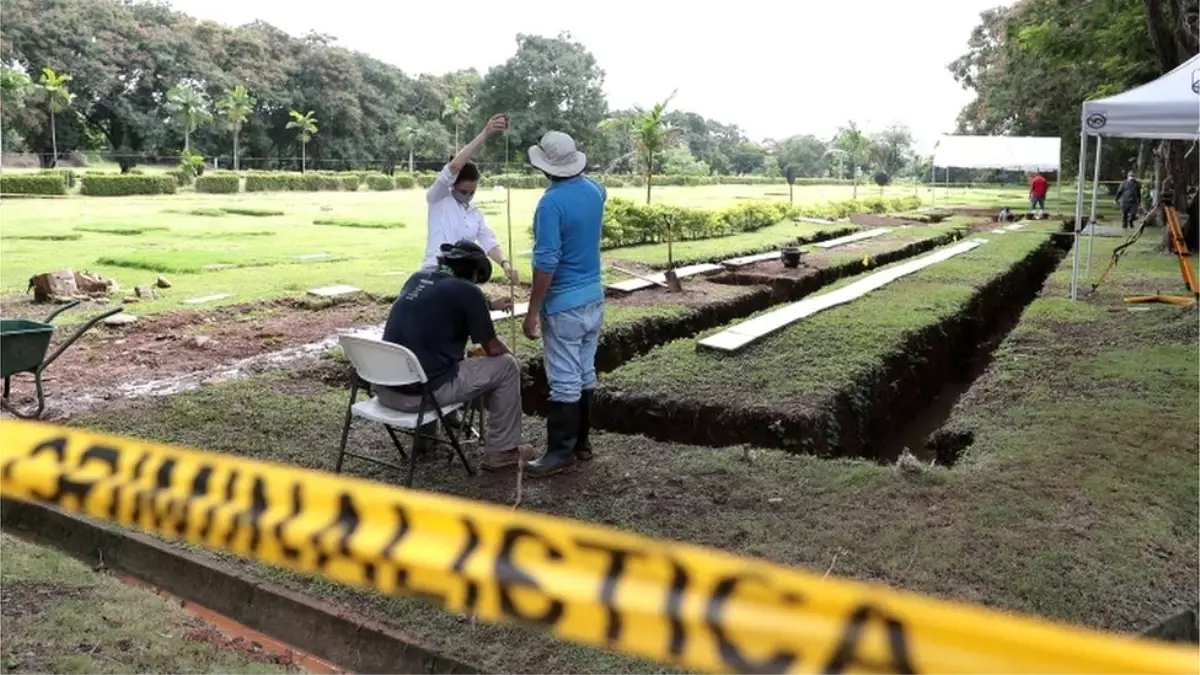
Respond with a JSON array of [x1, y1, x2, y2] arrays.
[[419, 165, 500, 270]]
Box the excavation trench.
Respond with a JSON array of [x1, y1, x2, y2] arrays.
[[517, 230, 963, 414], [588, 234, 1072, 465]]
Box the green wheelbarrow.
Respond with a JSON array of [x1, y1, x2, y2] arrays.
[[1, 300, 123, 419]]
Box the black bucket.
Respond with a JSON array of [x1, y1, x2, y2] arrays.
[[781, 246, 802, 268]]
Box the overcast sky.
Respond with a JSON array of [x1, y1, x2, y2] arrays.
[[167, 0, 1010, 151]]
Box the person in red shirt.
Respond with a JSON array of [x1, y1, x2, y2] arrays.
[[1029, 172, 1049, 218]]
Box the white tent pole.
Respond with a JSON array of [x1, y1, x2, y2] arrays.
[[1070, 132, 1089, 300], [930, 161, 936, 206], [1084, 136, 1103, 281]]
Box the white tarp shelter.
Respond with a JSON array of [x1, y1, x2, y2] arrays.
[[930, 135, 1062, 207], [1069, 53, 1200, 300]]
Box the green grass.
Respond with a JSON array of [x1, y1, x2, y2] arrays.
[[0, 533, 293, 674], [70, 242, 1199, 673], [1, 183, 1054, 321], [602, 228, 1053, 407], [96, 249, 300, 274], [312, 217, 407, 229]]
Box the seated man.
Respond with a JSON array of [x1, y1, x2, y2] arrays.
[[376, 240, 533, 471]]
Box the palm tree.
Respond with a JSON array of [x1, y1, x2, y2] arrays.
[[834, 121, 872, 199], [441, 96, 470, 151], [397, 115, 421, 173], [216, 85, 255, 171], [37, 67, 73, 168], [286, 109, 319, 172], [165, 83, 212, 154], [632, 90, 678, 205]]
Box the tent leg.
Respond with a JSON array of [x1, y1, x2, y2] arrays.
[[1070, 133, 1089, 301], [1085, 136, 1103, 282]]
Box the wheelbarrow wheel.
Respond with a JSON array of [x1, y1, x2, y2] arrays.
[[0, 372, 47, 419]]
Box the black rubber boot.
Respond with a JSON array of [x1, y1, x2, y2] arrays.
[[575, 389, 594, 461], [526, 401, 579, 477]]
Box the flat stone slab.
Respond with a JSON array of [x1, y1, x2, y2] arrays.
[[793, 216, 838, 225], [699, 239, 986, 353], [812, 227, 890, 249], [606, 263, 724, 293], [102, 312, 138, 326], [293, 253, 331, 261], [849, 213, 922, 227], [489, 302, 530, 322], [307, 284, 361, 298], [722, 251, 781, 268], [183, 294, 231, 305]]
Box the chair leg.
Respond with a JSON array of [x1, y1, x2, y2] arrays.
[[434, 402, 475, 477], [383, 425, 409, 461], [335, 379, 359, 474], [407, 404, 425, 488]]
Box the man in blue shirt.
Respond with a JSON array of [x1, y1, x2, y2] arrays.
[[522, 131, 607, 477]]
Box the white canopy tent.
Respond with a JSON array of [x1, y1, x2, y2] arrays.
[[931, 135, 1062, 207], [1069, 54, 1200, 300]]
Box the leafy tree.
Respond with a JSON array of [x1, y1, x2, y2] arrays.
[[286, 109, 319, 172], [165, 82, 212, 154], [397, 115, 451, 171], [833, 122, 872, 198], [662, 145, 710, 176], [775, 134, 828, 178], [1, 66, 34, 151], [629, 91, 677, 204], [729, 141, 766, 175], [215, 85, 254, 170], [473, 33, 608, 162], [37, 67, 73, 168], [869, 123, 914, 176], [442, 95, 470, 151]]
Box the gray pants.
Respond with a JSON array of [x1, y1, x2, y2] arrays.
[[376, 354, 522, 454]]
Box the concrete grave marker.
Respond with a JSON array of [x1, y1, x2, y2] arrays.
[[184, 294, 232, 305], [606, 263, 723, 293], [489, 302, 530, 322], [812, 228, 890, 249], [307, 285, 361, 298]]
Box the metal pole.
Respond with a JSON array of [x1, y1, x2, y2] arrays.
[[930, 161, 936, 206], [1070, 132, 1089, 300], [1084, 136, 1103, 281]]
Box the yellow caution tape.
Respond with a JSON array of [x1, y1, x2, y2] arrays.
[[1, 419, 1194, 674]]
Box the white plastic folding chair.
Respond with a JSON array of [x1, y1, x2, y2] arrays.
[[336, 334, 475, 487]]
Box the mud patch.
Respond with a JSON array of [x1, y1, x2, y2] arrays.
[[0, 581, 91, 620]]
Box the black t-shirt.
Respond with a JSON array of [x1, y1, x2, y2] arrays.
[[381, 271, 496, 393]]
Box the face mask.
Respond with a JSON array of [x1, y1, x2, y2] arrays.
[[453, 190, 473, 205]]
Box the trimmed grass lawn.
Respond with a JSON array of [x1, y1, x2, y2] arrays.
[[1, 183, 1045, 320]]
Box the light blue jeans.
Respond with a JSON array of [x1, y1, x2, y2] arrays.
[[541, 300, 604, 403]]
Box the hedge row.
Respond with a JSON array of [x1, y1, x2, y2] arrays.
[[1, 173, 68, 195], [599, 194, 924, 249], [39, 168, 77, 188], [195, 172, 240, 194], [79, 174, 178, 196]]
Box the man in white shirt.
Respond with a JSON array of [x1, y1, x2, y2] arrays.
[[420, 114, 520, 301]]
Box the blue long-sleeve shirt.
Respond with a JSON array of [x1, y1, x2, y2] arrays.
[[531, 176, 606, 315]]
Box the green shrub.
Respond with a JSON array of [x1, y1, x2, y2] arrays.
[[300, 172, 342, 191], [1, 174, 67, 196], [220, 207, 284, 217], [600, 198, 788, 249], [80, 174, 177, 196], [340, 174, 360, 191], [244, 172, 303, 192], [167, 169, 192, 186], [414, 172, 437, 188], [366, 175, 395, 191], [394, 174, 416, 189], [39, 168, 77, 188], [313, 217, 406, 229], [195, 172, 241, 194]]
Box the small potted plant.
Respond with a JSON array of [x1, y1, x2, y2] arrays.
[[781, 246, 803, 268]]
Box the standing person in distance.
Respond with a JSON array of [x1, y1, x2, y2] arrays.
[[1029, 171, 1049, 219], [420, 113, 520, 307], [1115, 170, 1142, 230], [521, 131, 607, 477]]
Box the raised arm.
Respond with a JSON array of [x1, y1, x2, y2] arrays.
[[449, 114, 508, 175]]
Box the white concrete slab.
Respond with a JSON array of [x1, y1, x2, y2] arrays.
[[183, 294, 231, 305], [794, 216, 838, 225], [990, 229, 1008, 234], [489, 302, 530, 322], [698, 239, 986, 353], [721, 251, 780, 268], [606, 263, 723, 293], [307, 284, 361, 298], [812, 228, 891, 249], [1004, 223, 1026, 231]]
